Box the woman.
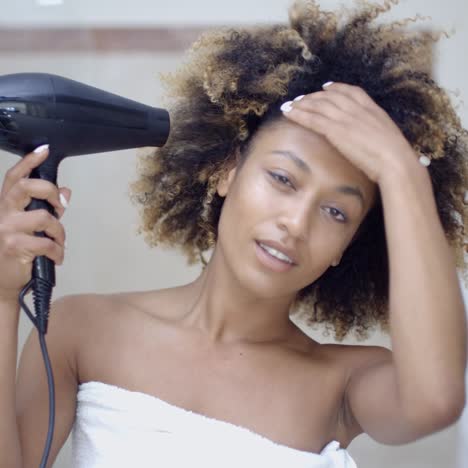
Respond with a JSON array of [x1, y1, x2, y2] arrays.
[[0, 0, 466, 467]]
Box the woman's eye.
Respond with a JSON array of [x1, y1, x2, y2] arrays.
[[269, 171, 294, 189], [268, 172, 346, 222], [325, 207, 347, 223]]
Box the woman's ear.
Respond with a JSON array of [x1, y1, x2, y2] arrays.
[[216, 149, 242, 197], [216, 166, 237, 197]]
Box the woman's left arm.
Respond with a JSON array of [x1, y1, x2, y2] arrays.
[[378, 155, 466, 418], [281, 82, 467, 437]]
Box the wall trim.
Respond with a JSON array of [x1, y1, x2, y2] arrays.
[[0, 27, 220, 52]]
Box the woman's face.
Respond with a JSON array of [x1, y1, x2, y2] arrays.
[[215, 117, 377, 299]]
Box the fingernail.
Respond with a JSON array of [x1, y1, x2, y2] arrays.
[[322, 81, 334, 88], [33, 144, 49, 154], [293, 95, 305, 101], [280, 101, 293, 112], [60, 193, 69, 208], [64, 241, 68, 249]]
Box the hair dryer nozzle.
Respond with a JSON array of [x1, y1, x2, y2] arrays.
[[0, 72, 170, 159]]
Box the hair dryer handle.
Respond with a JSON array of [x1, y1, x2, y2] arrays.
[[25, 154, 60, 289]]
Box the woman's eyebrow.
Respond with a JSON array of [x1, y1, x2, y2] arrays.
[[271, 150, 311, 173], [270, 150, 365, 209]]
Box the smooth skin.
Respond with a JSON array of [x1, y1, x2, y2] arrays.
[[2, 82, 465, 467]]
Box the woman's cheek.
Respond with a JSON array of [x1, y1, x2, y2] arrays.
[[240, 173, 277, 211]]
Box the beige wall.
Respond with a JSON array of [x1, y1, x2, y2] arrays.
[[0, 1, 467, 467]]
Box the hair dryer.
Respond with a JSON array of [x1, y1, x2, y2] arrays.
[[0, 72, 170, 330], [0, 72, 170, 468]]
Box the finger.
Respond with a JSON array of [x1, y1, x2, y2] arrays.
[[294, 90, 383, 128], [299, 90, 360, 115], [3, 231, 64, 266], [281, 105, 337, 139], [292, 96, 348, 121], [3, 177, 65, 217], [4, 209, 66, 249], [315, 89, 395, 133], [58, 187, 72, 209], [321, 82, 378, 111], [0, 145, 49, 197]]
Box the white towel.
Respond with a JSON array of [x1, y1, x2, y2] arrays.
[[71, 381, 358, 468]]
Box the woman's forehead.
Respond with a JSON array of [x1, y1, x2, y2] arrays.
[[253, 120, 361, 174]]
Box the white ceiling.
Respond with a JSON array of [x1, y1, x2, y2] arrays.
[[1, 0, 465, 27], [3, 0, 294, 26]]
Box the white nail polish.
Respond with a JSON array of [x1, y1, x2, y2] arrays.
[[322, 81, 334, 88], [60, 193, 68, 208], [280, 101, 293, 112], [33, 144, 49, 153], [293, 95, 305, 101]]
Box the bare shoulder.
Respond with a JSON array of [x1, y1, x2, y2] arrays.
[[48, 292, 114, 340], [50, 292, 126, 337], [58, 288, 186, 382], [53, 287, 173, 329], [47, 291, 147, 382]]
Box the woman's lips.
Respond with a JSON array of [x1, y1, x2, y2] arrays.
[[255, 241, 295, 273]]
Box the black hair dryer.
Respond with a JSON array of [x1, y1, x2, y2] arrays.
[[0, 72, 170, 332]]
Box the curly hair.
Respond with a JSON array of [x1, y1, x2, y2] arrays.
[[128, 0, 468, 342]]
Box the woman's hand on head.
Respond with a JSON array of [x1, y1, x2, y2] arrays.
[[279, 81, 422, 185]]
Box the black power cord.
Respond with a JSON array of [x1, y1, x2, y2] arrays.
[[18, 277, 55, 468]]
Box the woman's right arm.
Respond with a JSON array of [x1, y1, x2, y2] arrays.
[[0, 298, 23, 468], [0, 145, 76, 467], [1, 295, 80, 468]]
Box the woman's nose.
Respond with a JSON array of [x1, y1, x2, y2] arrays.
[[276, 202, 313, 240]]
